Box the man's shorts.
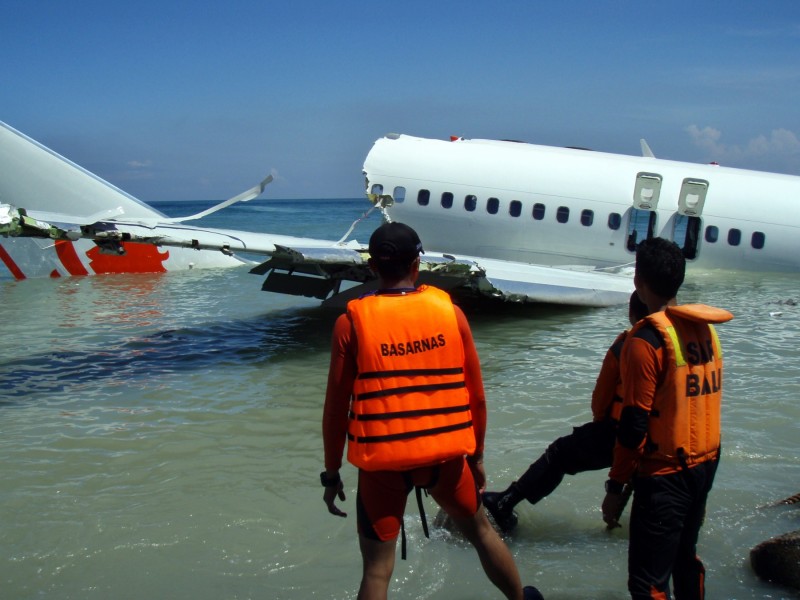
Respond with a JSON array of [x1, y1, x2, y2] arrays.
[[356, 456, 480, 541]]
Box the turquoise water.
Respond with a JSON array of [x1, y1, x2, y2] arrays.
[[1, 199, 799, 599]]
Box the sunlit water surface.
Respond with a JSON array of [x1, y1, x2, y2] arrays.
[[2, 200, 799, 599]]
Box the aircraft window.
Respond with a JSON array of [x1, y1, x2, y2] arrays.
[[441, 192, 453, 209], [728, 228, 741, 246], [752, 231, 765, 250], [393, 186, 406, 203], [509, 200, 522, 217], [673, 214, 701, 260], [371, 184, 383, 195], [418, 189, 430, 206], [608, 212, 621, 230], [532, 203, 545, 220], [557, 206, 570, 224], [465, 195, 477, 212], [487, 197, 499, 214], [705, 226, 719, 243], [581, 209, 594, 226], [626, 208, 657, 251]]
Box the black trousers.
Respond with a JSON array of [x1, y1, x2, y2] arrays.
[[516, 419, 616, 504], [628, 459, 719, 600]]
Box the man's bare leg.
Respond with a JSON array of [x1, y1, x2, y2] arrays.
[[451, 507, 523, 600], [357, 534, 396, 600]]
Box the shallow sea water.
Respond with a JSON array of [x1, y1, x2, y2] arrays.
[[1, 199, 799, 599]]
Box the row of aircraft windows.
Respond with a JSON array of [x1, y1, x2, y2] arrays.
[[708, 227, 763, 248], [372, 184, 767, 252]]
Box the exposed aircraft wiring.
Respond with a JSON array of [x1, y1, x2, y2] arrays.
[[335, 203, 381, 246], [151, 175, 274, 225]]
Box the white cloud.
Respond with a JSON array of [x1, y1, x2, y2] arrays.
[[686, 125, 800, 173], [686, 125, 722, 153], [126, 159, 152, 169], [114, 159, 155, 182]]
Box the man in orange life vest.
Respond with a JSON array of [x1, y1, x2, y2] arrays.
[[321, 222, 543, 600], [601, 238, 733, 600], [483, 291, 649, 532]]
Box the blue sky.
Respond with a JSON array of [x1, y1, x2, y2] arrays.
[[2, 1, 800, 201]]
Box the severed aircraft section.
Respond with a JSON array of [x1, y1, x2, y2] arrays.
[[1, 120, 634, 307]]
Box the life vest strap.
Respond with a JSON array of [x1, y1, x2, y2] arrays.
[[399, 471, 435, 560], [358, 367, 464, 379], [416, 485, 430, 539], [664, 326, 687, 367], [348, 420, 473, 443], [356, 380, 466, 401], [349, 404, 470, 421]]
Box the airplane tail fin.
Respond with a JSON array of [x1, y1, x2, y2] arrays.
[[0, 121, 164, 222]]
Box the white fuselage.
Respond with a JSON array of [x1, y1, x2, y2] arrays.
[[363, 135, 800, 273]]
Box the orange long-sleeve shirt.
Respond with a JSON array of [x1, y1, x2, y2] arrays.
[[609, 326, 665, 484], [590, 331, 627, 422], [322, 303, 487, 472]]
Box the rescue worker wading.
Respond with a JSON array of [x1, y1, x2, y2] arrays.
[[601, 237, 733, 600], [483, 291, 649, 532], [321, 222, 543, 600]]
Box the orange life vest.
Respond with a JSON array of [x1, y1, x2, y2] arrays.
[[346, 285, 476, 471], [635, 304, 733, 476]]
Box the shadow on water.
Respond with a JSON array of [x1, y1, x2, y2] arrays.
[[0, 305, 343, 402], [0, 286, 607, 405]]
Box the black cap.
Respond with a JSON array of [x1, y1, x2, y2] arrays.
[[368, 222, 424, 262]]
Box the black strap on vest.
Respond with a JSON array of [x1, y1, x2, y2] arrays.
[[675, 444, 721, 493], [675, 446, 701, 497], [399, 469, 437, 560], [416, 486, 430, 539]]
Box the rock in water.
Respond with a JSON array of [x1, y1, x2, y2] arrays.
[[774, 492, 800, 506], [750, 529, 800, 590]]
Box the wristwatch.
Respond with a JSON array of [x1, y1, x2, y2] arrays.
[[605, 479, 624, 494], [320, 471, 341, 487]]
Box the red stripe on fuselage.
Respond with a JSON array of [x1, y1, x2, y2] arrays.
[[87, 243, 169, 273], [54, 240, 90, 276], [0, 244, 27, 280]]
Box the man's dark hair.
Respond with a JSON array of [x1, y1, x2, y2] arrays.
[[635, 237, 685, 299]]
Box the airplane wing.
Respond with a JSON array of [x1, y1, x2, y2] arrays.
[[2, 202, 632, 306], [249, 245, 632, 307], [436, 253, 633, 306]]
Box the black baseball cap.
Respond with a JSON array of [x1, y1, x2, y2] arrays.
[[368, 222, 424, 262]]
